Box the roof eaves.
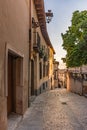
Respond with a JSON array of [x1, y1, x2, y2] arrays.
[[34, 0, 55, 54]]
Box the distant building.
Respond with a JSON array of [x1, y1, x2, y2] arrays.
[[48, 48, 55, 90], [53, 60, 59, 88], [58, 69, 67, 88]]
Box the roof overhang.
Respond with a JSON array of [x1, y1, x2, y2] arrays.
[[34, 0, 55, 54]]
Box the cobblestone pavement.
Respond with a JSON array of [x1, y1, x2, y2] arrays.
[[15, 88, 87, 130]]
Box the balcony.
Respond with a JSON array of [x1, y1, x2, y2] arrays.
[[33, 43, 40, 53], [33, 32, 41, 53]]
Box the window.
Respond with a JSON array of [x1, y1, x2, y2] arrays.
[[39, 62, 42, 79], [43, 63, 45, 77]]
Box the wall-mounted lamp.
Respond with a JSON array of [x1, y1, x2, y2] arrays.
[[46, 10, 53, 23], [32, 10, 53, 28]]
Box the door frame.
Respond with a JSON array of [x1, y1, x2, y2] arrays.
[[5, 43, 24, 114]]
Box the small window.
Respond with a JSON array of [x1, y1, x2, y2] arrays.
[[39, 62, 42, 79]]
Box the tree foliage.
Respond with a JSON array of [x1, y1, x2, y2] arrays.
[[61, 10, 87, 67]]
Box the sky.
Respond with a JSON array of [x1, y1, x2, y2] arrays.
[[44, 0, 87, 69]]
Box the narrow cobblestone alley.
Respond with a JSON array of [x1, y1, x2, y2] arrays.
[[15, 89, 87, 130]]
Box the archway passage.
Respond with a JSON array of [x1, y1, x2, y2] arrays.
[[7, 53, 16, 115]]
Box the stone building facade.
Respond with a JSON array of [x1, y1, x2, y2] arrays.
[[58, 69, 67, 88], [29, 0, 55, 96], [53, 60, 59, 88], [48, 46, 55, 90], [0, 0, 55, 129]]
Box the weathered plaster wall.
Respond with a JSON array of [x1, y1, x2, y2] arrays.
[[0, 0, 29, 129], [67, 73, 82, 95], [31, 0, 49, 94]]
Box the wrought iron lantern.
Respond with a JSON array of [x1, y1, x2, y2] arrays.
[[45, 10, 53, 23], [32, 10, 53, 28]]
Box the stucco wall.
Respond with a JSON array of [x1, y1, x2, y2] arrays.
[[31, 0, 49, 94], [0, 0, 29, 129]]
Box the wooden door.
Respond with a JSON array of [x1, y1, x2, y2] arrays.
[[7, 54, 16, 115]]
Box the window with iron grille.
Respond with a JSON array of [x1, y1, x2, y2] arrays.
[[39, 62, 42, 79]]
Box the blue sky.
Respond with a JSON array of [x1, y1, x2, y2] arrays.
[[44, 0, 87, 68]]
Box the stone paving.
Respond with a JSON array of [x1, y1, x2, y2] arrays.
[[15, 88, 87, 130], [8, 113, 22, 130]]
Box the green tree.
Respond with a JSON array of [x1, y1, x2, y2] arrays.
[[61, 10, 87, 67]]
